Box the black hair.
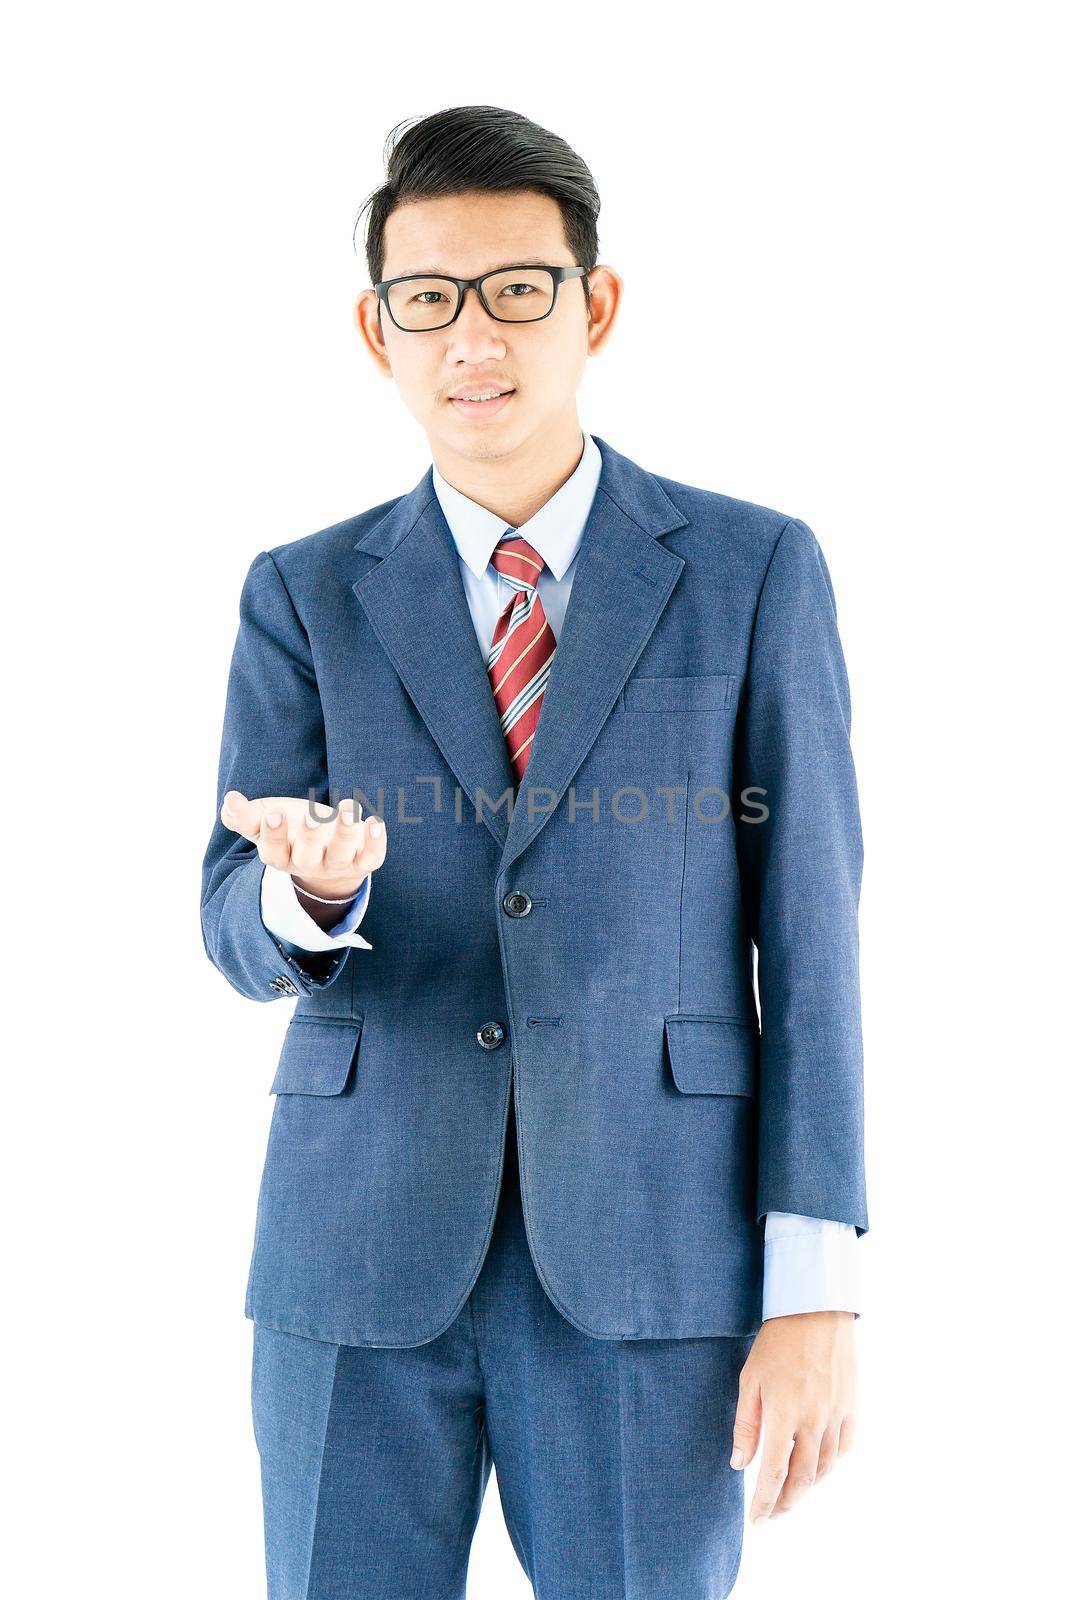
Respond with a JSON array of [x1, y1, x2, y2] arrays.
[[354, 105, 600, 315]]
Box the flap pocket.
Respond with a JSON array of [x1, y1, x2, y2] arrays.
[[624, 674, 730, 712], [664, 1015, 758, 1096], [269, 1017, 363, 1095]]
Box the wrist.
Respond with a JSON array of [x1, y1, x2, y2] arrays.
[[292, 875, 366, 903]]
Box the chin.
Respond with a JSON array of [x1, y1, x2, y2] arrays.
[[445, 415, 523, 455]]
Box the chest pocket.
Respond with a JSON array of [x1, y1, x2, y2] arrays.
[[623, 674, 731, 712], [269, 1017, 363, 1095]]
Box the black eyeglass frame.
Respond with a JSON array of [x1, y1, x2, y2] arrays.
[[374, 263, 590, 331]]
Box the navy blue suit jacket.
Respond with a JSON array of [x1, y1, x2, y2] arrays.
[[201, 435, 867, 1346]]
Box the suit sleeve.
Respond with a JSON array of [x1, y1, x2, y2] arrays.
[[734, 518, 868, 1235], [199, 549, 353, 1001]]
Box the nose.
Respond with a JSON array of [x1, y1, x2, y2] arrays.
[[446, 286, 508, 358]]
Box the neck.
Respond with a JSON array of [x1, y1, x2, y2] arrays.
[[431, 410, 585, 527]]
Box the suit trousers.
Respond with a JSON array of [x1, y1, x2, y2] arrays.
[[251, 1082, 755, 1600]]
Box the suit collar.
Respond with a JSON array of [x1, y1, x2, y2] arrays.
[[351, 434, 689, 875], [354, 433, 686, 559]]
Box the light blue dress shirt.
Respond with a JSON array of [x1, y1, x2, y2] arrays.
[[260, 431, 862, 1321]]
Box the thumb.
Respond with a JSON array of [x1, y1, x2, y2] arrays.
[[730, 1373, 762, 1470]]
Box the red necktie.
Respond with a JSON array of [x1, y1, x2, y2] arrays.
[[487, 530, 557, 784]]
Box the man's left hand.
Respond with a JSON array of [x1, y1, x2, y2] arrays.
[[730, 1310, 857, 1524]]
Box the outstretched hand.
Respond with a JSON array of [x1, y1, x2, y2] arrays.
[[220, 791, 388, 901]]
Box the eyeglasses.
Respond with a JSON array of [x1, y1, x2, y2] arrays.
[[374, 263, 589, 332]]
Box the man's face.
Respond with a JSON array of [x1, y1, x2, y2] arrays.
[[356, 190, 604, 466]]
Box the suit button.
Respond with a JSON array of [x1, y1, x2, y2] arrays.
[[476, 1021, 506, 1049], [503, 891, 532, 917]]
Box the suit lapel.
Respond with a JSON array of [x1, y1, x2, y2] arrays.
[[351, 435, 689, 871], [351, 478, 518, 847]]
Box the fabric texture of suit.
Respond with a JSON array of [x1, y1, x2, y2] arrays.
[[251, 1094, 756, 1600], [200, 434, 868, 1348]]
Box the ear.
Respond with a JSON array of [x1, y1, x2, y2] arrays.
[[584, 264, 624, 355], [354, 288, 392, 375]]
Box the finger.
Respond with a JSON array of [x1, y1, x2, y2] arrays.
[[322, 800, 365, 872], [770, 1427, 821, 1516], [257, 806, 292, 870], [838, 1412, 856, 1456], [357, 813, 388, 871], [730, 1368, 762, 1470], [289, 801, 332, 874], [750, 1430, 793, 1524], [814, 1418, 842, 1483], [327, 805, 389, 877], [220, 790, 260, 840]]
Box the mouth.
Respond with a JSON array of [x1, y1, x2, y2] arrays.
[[448, 388, 515, 418]]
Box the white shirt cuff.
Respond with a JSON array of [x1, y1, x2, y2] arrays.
[[260, 864, 373, 951], [761, 1211, 862, 1320]]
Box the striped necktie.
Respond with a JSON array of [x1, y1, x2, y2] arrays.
[[487, 529, 557, 784]]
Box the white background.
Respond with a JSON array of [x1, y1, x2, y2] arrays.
[[3, 2, 1066, 1595]]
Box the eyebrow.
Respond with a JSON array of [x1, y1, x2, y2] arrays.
[[393, 260, 552, 278]]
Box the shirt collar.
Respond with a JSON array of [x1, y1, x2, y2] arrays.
[[431, 431, 603, 582]]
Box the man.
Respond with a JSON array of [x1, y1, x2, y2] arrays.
[[201, 104, 867, 1600]]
